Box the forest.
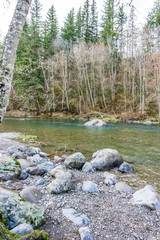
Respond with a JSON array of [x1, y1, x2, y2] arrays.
[[1, 0, 160, 119]]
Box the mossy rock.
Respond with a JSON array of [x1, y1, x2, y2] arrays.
[[0, 155, 21, 180], [0, 222, 50, 240], [0, 187, 45, 229]]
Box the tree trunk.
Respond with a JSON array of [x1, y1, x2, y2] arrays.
[[0, 0, 32, 123]]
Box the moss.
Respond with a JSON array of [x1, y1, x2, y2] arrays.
[[17, 135, 38, 141], [22, 230, 50, 240], [0, 222, 50, 240]]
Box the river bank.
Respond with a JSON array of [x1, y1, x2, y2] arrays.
[[5, 110, 160, 125], [0, 133, 160, 240]]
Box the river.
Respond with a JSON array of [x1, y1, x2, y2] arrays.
[[0, 118, 160, 189]]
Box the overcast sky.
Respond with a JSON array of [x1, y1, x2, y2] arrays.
[[0, 0, 154, 38]]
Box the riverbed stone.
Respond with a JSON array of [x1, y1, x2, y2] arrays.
[[79, 227, 94, 240], [29, 166, 46, 176], [115, 182, 132, 193], [130, 185, 160, 212], [0, 187, 45, 229], [7, 146, 18, 155], [18, 170, 28, 180], [143, 121, 153, 125], [62, 208, 90, 226], [119, 162, 133, 173], [103, 172, 120, 185], [64, 152, 86, 169], [17, 159, 31, 170], [39, 151, 48, 158], [25, 147, 41, 156], [0, 155, 21, 180], [27, 154, 45, 166], [82, 162, 95, 173], [20, 186, 43, 203], [48, 168, 73, 194], [36, 178, 44, 186], [91, 148, 123, 170], [82, 181, 100, 193], [12, 151, 25, 159], [10, 223, 33, 236], [37, 161, 55, 172], [84, 119, 107, 127]]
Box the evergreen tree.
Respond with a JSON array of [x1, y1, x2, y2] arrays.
[[61, 8, 76, 44], [116, 4, 127, 54], [75, 7, 83, 42], [90, 0, 99, 43], [30, 0, 42, 49], [82, 0, 92, 44], [146, 0, 160, 28], [101, 0, 118, 45], [43, 5, 58, 56]]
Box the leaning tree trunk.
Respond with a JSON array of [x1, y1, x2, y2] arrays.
[[0, 0, 32, 123]]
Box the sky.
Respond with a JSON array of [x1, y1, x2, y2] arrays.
[[0, 0, 154, 38]]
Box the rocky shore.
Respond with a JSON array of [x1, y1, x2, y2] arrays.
[[0, 132, 160, 240]]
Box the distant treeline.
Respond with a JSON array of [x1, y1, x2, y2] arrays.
[[2, 0, 160, 118]]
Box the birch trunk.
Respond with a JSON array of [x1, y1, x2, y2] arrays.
[[0, 0, 32, 123]]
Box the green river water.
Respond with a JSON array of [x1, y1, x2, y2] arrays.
[[0, 118, 160, 189]]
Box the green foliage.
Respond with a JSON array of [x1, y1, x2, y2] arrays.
[[61, 8, 76, 44], [82, 0, 92, 43], [42, 5, 58, 56], [146, 0, 160, 27], [17, 135, 38, 140], [90, 0, 99, 43], [75, 7, 83, 41]]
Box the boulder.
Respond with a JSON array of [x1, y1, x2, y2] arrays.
[[143, 121, 153, 125], [37, 161, 55, 172], [115, 182, 132, 193], [79, 227, 94, 240], [25, 147, 41, 156], [91, 148, 123, 170], [82, 162, 95, 173], [0, 187, 45, 229], [29, 167, 46, 176], [12, 151, 25, 159], [7, 146, 18, 155], [48, 168, 73, 194], [20, 186, 43, 203], [103, 172, 120, 185], [130, 185, 160, 212], [0, 155, 21, 180], [39, 152, 48, 158], [10, 223, 33, 236], [84, 119, 107, 127], [27, 155, 45, 166], [119, 162, 133, 173], [64, 152, 86, 169], [62, 208, 90, 226], [82, 181, 100, 193], [17, 159, 31, 170]]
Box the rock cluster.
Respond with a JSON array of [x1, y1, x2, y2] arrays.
[[0, 139, 160, 240]]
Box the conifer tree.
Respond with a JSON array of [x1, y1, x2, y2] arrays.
[[43, 5, 58, 56], [61, 8, 76, 44], [101, 0, 116, 45], [90, 0, 99, 43], [82, 0, 92, 44], [146, 0, 160, 28], [75, 7, 83, 42]]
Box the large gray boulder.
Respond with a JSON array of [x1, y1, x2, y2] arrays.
[[62, 208, 90, 226], [130, 185, 160, 212], [91, 148, 123, 170], [10, 223, 33, 236], [27, 154, 45, 166], [0, 187, 45, 229], [84, 119, 107, 127], [0, 155, 21, 180], [47, 168, 73, 194], [82, 162, 95, 173], [20, 186, 43, 203], [64, 152, 86, 169], [82, 181, 100, 193]]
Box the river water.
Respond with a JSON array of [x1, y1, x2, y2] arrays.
[[0, 118, 160, 189]]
